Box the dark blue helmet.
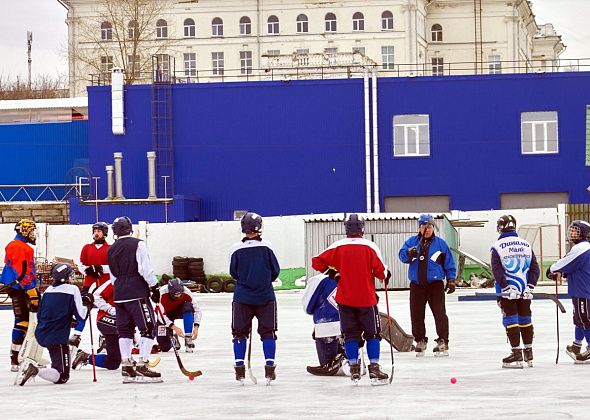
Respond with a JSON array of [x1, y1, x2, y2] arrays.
[[418, 214, 435, 227], [241, 212, 263, 234], [497, 215, 517, 233], [51, 263, 73, 286], [168, 278, 184, 296], [568, 220, 590, 244], [92, 222, 109, 237], [112, 216, 132, 236], [344, 214, 365, 236]]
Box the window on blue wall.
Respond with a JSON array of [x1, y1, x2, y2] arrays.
[[521, 112, 559, 154], [393, 115, 430, 157]]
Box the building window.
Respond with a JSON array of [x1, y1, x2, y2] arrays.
[[267, 50, 280, 56], [212, 52, 224, 75], [431, 24, 443, 42], [154, 54, 170, 81], [267, 15, 279, 35], [156, 19, 168, 38], [128, 20, 138, 39], [184, 53, 196, 77], [382, 11, 394, 30], [296, 14, 308, 33], [100, 56, 113, 73], [353, 12, 364, 31], [353, 46, 366, 55], [240, 16, 251, 35], [382, 46, 394, 70], [393, 115, 430, 157], [240, 51, 253, 75], [325, 47, 338, 65], [127, 54, 140, 77], [489, 54, 502, 74], [184, 18, 196, 37], [432, 57, 444, 76], [101, 22, 112, 40], [212, 17, 223, 37], [325, 13, 337, 32], [521, 112, 559, 154]]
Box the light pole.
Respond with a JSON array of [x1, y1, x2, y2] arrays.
[[162, 175, 170, 223]]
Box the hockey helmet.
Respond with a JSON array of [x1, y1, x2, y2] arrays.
[[241, 212, 263, 234], [51, 263, 73, 286], [418, 214, 435, 227], [168, 277, 184, 297], [92, 222, 109, 237], [344, 213, 365, 236], [497, 215, 517, 233], [568, 220, 590, 244], [15, 219, 37, 244], [112, 216, 132, 237]]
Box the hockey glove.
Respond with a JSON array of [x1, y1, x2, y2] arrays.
[[384, 270, 392, 287], [26, 288, 39, 312], [69, 334, 81, 348], [82, 292, 95, 307], [150, 285, 161, 304], [107, 306, 116, 316], [325, 267, 340, 282], [502, 285, 520, 300], [522, 284, 535, 300], [546, 268, 558, 280], [445, 279, 456, 294], [84, 265, 101, 278], [408, 247, 418, 260]]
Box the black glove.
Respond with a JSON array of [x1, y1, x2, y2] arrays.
[[546, 268, 558, 280], [84, 265, 102, 278], [82, 292, 95, 307], [27, 299, 39, 313], [325, 268, 340, 282], [384, 270, 392, 287], [408, 247, 418, 259], [151, 285, 160, 304], [445, 279, 456, 294]]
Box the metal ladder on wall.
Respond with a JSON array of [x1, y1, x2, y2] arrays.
[[474, 0, 484, 74], [151, 55, 175, 198]]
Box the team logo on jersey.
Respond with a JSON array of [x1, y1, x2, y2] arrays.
[[327, 288, 338, 310]]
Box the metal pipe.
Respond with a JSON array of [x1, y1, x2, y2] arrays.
[[147, 151, 157, 199], [113, 152, 125, 199], [105, 165, 114, 199], [371, 69, 380, 213], [363, 70, 372, 213]]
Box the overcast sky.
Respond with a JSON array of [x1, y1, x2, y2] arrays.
[[0, 0, 589, 81]]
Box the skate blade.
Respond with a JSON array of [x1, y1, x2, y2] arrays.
[[265, 378, 274, 386], [370, 378, 389, 386], [566, 351, 579, 361], [502, 362, 524, 369], [237, 378, 245, 385], [185, 348, 195, 353], [10, 365, 19, 373], [525, 361, 533, 368], [123, 376, 163, 383], [415, 352, 425, 358], [434, 351, 449, 357], [574, 359, 590, 364]]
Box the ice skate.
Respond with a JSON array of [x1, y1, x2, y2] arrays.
[[502, 349, 523, 369], [134, 361, 163, 383], [121, 359, 137, 383], [349, 363, 361, 385], [185, 337, 195, 353], [566, 342, 582, 361], [575, 348, 590, 364], [72, 350, 89, 370], [433, 339, 449, 357], [10, 363, 20, 372], [264, 364, 276, 385], [10, 351, 20, 372], [17, 360, 39, 386], [368, 363, 389, 386], [523, 347, 533, 367], [415, 339, 427, 358], [235, 365, 246, 384], [68, 334, 81, 348], [151, 344, 161, 354]]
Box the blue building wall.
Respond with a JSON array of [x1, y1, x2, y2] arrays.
[[84, 72, 590, 221]]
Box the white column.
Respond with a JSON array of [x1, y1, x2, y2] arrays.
[[147, 151, 157, 199], [105, 165, 114, 199], [113, 152, 125, 199]]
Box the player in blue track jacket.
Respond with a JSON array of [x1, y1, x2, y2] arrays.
[[229, 212, 280, 383], [19, 263, 89, 386], [548, 220, 590, 363]]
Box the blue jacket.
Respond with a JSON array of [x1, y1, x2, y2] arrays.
[[36, 284, 87, 347], [550, 240, 590, 299], [301, 275, 340, 338], [229, 238, 280, 305], [399, 234, 456, 284]]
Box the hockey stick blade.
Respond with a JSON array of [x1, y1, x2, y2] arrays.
[[247, 334, 257, 384], [474, 292, 566, 313], [171, 336, 202, 378]]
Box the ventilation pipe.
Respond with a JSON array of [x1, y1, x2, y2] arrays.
[[112, 68, 125, 135], [113, 152, 125, 199], [363, 69, 372, 213], [371, 69, 380, 213], [105, 165, 114, 199], [147, 151, 157, 199]]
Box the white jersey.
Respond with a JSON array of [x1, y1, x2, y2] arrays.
[[491, 236, 534, 293]]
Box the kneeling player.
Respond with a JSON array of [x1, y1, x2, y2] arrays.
[[19, 263, 89, 385], [155, 278, 202, 353]]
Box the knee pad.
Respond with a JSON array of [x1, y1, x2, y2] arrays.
[[518, 315, 532, 327], [502, 314, 519, 328]]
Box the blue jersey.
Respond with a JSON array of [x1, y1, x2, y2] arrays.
[[301, 274, 340, 338], [229, 238, 280, 305], [550, 240, 590, 299], [36, 284, 87, 347]]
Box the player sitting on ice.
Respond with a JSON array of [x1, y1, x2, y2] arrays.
[[19, 263, 91, 386], [155, 278, 202, 353]]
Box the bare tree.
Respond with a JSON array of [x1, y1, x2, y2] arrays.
[[0, 74, 68, 100], [67, 0, 173, 89]]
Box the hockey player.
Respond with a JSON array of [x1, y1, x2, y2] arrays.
[[1, 219, 39, 371], [312, 214, 390, 385], [399, 214, 456, 357], [69, 222, 111, 351], [491, 215, 540, 368], [302, 271, 345, 376], [155, 277, 202, 353], [229, 212, 280, 384], [72, 278, 121, 370], [547, 220, 590, 363], [107, 216, 162, 383], [19, 263, 89, 386]]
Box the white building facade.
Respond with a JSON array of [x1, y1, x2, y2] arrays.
[[58, 0, 565, 96]]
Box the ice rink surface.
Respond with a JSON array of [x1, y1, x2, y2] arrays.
[[0, 287, 587, 420]]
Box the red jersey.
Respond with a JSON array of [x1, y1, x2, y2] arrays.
[[156, 284, 203, 326], [93, 279, 115, 322], [312, 236, 387, 307], [80, 241, 110, 288], [1, 237, 36, 290]]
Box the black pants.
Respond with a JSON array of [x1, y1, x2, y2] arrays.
[[572, 297, 590, 329], [231, 300, 277, 342], [338, 304, 381, 343], [47, 344, 71, 384], [97, 316, 121, 370], [7, 288, 29, 346], [116, 298, 156, 339], [410, 281, 448, 342]]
